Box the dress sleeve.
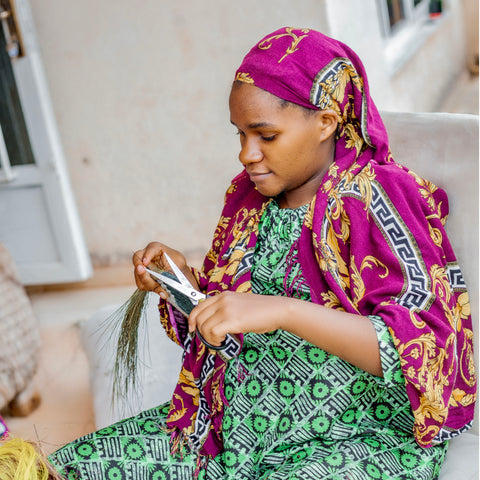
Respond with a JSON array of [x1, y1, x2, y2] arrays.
[[323, 169, 476, 446], [368, 314, 404, 389]]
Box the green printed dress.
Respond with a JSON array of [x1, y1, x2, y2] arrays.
[[49, 201, 448, 479]]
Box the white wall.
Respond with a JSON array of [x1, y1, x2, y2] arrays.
[[324, 0, 395, 112], [28, 0, 471, 271], [325, 0, 467, 112], [388, 1, 467, 112]]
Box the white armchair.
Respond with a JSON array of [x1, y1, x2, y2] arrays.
[[381, 112, 479, 479], [80, 111, 479, 479]]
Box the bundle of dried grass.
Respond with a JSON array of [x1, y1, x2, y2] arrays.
[[103, 259, 198, 410], [108, 288, 151, 407]]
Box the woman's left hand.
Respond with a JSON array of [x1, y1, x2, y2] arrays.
[[188, 292, 289, 347]]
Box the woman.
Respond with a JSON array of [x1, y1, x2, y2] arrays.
[[3, 27, 476, 480]]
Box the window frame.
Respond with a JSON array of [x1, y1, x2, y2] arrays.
[[0, 0, 92, 285], [378, 0, 430, 37], [377, 0, 443, 75]]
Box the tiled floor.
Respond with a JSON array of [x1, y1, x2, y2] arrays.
[[5, 323, 95, 454], [2, 70, 478, 457], [5, 285, 134, 454]]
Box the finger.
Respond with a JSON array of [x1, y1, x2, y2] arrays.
[[134, 263, 154, 289], [134, 244, 160, 269], [132, 248, 147, 267], [189, 295, 220, 333], [191, 299, 227, 346], [189, 300, 203, 333], [198, 317, 227, 347], [134, 263, 168, 298], [142, 242, 165, 267], [196, 329, 225, 350]]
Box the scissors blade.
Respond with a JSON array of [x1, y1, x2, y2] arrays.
[[145, 266, 206, 304], [162, 252, 192, 287]]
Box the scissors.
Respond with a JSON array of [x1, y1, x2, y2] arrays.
[[145, 252, 226, 351]]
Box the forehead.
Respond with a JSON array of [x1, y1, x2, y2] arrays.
[[229, 83, 283, 112], [229, 83, 314, 126]]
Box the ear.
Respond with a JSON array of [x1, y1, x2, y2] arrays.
[[317, 109, 338, 141]]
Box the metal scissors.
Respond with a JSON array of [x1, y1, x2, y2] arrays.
[[145, 252, 226, 350]]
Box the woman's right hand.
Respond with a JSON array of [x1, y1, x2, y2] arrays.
[[132, 242, 189, 297]]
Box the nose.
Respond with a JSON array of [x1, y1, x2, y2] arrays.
[[239, 139, 263, 166]]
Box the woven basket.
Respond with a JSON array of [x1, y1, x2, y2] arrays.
[[0, 243, 40, 410]]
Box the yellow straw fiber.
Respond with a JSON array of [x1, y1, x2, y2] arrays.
[[0, 438, 59, 480]]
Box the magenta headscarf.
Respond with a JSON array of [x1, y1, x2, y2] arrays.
[[163, 27, 476, 467], [235, 27, 389, 167]]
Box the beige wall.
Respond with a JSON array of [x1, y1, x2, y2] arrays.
[[28, 0, 471, 271], [29, 0, 329, 266]]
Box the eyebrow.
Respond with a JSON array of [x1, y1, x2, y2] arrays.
[[230, 120, 276, 129]]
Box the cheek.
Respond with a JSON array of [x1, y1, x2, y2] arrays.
[[281, 138, 318, 167], [265, 131, 321, 174]]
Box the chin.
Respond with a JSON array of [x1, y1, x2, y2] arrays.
[[255, 187, 281, 199], [253, 182, 282, 198]]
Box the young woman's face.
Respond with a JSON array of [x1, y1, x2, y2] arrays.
[[229, 83, 336, 209]]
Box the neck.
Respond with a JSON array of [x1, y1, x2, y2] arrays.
[[279, 153, 335, 209]]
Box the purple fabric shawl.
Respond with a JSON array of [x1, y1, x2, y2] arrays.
[[160, 27, 476, 465], [0, 414, 7, 440]]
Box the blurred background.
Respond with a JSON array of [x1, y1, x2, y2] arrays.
[[0, 0, 478, 456]]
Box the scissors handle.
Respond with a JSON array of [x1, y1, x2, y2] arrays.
[[196, 330, 227, 351]]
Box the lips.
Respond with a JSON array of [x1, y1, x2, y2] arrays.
[[248, 171, 271, 182]]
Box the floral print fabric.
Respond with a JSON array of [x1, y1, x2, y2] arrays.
[[160, 28, 476, 459], [48, 200, 448, 480]]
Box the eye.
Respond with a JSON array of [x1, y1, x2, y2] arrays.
[[261, 135, 276, 142]]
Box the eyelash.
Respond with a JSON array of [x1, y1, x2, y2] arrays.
[[235, 132, 276, 142]]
